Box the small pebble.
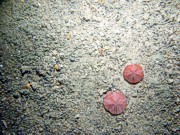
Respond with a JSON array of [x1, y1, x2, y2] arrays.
[[39, 127, 43, 132], [167, 79, 174, 84], [75, 113, 80, 119], [17, 129, 24, 135], [2, 120, 8, 128], [98, 89, 107, 96], [20, 67, 31, 77], [13, 92, 20, 99], [36, 69, 46, 77], [176, 3, 180, 9], [19, 89, 30, 96], [166, 64, 171, 69], [70, 56, 75, 62]]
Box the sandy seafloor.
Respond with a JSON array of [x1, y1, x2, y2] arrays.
[[0, 0, 179, 134]]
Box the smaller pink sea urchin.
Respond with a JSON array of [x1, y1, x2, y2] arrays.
[[103, 91, 127, 115], [123, 64, 144, 84]]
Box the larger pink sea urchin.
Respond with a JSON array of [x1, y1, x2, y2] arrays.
[[103, 91, 127, 115], [123, 64, 144, 84]]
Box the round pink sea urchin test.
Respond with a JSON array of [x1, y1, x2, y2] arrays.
[[123, 64, 144, 84], [103, 91, 127, 115]]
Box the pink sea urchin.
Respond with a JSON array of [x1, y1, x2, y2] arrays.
[[123, 64, 144, 84], [103, 91, 127, 115]]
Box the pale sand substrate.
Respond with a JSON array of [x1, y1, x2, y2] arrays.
[[0, 0, 179, 134]]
